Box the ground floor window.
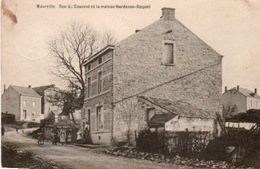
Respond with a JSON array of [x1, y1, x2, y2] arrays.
[[96, 106, 103, 130], [23, 110, 27, 119]]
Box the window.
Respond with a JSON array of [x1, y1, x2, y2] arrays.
[[96, 106, 103, 130], [23, 110, 27, 119], [88, 109, 91, 123], [98, 57, 102, 64], [162, 41, 175, 65], [97, 71, 102, 94], [256, 101, 258, 108], [82, 109, 86, 119], [23, 101, 27, 107], [87, 64, 91, 71], [165, 43, 174, 64], [146, 108, 155, 121], [32, 113, 35, 121], [32, 101, 36, 107], [87, 77, 91, 97]]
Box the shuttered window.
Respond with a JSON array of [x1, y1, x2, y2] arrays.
[[165, 43, 174, 64], [96, 106, 103, 130], [87, 77, 91, 97], [97, 71, 102, 94]]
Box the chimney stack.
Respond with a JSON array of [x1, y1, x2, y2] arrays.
[[161, 8, 175, 20], [4, 84, 6, 91], [237, 85, 239, 91], [225, 86, 227, 92], [135, 29, 140, 33], [255, 88, 257, 94], [28, 85, 31, 88]]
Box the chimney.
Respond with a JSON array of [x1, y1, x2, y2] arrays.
[[161, 8, 175, 20], [28, 85, 31, 88], [135, 29, 140, 33], [4, 84, 6, 91], [237, 85, 239, 91], [255, 88, 257, 94], [225, 86, 227, 92]]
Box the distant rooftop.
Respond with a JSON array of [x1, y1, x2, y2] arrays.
[[33, 84, 55, 96], [10, 85, 41, 97], [225, 87, 260, 99]]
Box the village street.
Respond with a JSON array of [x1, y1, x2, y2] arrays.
[[2, 130, 198, 169]]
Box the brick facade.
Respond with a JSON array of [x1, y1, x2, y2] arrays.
[[83, 49, 113, 145]]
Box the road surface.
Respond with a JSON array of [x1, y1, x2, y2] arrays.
[[2, 130, 196, 169]]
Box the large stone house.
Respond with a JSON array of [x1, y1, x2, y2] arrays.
[[82, 8, 222, 145], [222, 86, 260, 118], [1, 85, 42, 122]]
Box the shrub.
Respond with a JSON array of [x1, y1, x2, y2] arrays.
[[136, 129, 165, 154]]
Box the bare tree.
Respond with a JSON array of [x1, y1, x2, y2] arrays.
[[49, 23, 116, 122]]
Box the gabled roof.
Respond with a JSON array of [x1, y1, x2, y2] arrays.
[[226, 87, 260, 99], [149, 113, 177, 125], [33, 84, 55, 96], [10, 85, 41, 97], [139, 96, 215, 119]]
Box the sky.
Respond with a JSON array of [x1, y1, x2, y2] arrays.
[[2, 0, 260, 92]]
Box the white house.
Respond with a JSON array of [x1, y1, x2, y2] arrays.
[[222, 86, 260, 118], [2, 85, 42, 122]]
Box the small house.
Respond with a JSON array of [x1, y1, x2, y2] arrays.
[[139, 96, 219, 135], [222, 86, 260, 118], [1, 85, 42, 122]]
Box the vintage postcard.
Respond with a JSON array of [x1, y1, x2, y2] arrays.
[[1, 0, 260, 168]]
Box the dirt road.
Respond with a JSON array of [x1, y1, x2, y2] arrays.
[[2, 130, 197, 169]]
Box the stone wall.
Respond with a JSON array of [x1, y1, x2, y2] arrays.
[[113, 18, 222, 105], [113, 63, 221, 144], [112, 16, 222, 144]]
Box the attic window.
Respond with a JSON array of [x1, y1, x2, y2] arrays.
[[162, 41, 175, 65]]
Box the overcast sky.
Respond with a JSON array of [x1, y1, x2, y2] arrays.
[[2, 0, 260, 92]]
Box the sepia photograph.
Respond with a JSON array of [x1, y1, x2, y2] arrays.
[[1, 0, 260, 168]]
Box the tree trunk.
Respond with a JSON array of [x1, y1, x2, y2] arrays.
[[70, 112, 76, 124]]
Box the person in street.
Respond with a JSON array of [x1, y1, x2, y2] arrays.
[[52, 126, 58, 145], [15, 125, 19, 133], [37, 127, 45, 145], [1, 125, 5, 136], [60, 128, 66, 145]]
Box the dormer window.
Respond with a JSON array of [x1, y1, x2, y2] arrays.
[[162, 40, 175, 65]]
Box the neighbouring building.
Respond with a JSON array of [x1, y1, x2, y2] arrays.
[[1, 85, 42, 122], [33, 84, 63, 122], [83, 8, 222, 145], [222, 86, 260, 118]]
